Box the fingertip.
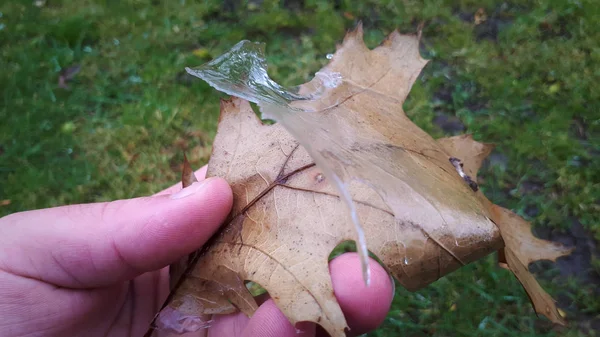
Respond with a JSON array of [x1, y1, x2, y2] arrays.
[[203, 177, 234, 212], [205, 311, 250, 336], [240, 253, 393, 337], [114, 177, 233, 275], [168, 177, 233, 230], [329, 253, 393, 335], [197, 177, 233, 229], [242, 299, 299, 337]]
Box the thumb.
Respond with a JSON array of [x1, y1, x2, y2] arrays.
[[0, 177, 232, 288]]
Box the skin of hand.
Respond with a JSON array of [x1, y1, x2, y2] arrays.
[[0, 166, 394, 337]]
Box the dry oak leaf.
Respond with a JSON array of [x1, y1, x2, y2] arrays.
[[155, 26, 572, 336], [438, 134, 573, 326], [168, 154, 201, 289]]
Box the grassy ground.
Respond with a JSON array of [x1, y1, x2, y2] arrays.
[[1, 0, 598, 336]]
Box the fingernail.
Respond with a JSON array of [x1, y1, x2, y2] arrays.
[[389, 273, 396, 298], [170, 180, 209, 200]]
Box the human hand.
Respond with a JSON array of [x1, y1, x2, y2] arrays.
[[0, 167, 393, 337]]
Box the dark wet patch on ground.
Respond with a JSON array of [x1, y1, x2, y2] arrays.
[[532, 219, 600, 333], [175, 70, 195, 87], [456, 4, 515, 42], [538, 15, 573, 41], [433, 114, 465, 134], [473, 15, 512, 42], [534, 219, 599, 282], [483, 151, 509, 172]]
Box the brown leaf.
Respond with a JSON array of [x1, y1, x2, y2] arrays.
[[181, 153, 199, 188], [474, 8, 488, 25], [489, 204, 573, 267], [490, 205, 572, 326], [168, 154, 200, 289], [150, 26, 570, 336], [58, 64, 81, 89], [503, 248, 567, 325], [343, 11, 355, 20], [160, 97, 499, 336], [438, 134, 573, 326], [437, 134, 494, 184]]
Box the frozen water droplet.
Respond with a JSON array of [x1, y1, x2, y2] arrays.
[[403, 256, 409, 265], [326, 53, 334, 60]]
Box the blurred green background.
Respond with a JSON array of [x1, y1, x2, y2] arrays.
[[1, 0, 598, 336]]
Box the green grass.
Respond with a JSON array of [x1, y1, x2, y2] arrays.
[[1, 0, 598, 336]]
